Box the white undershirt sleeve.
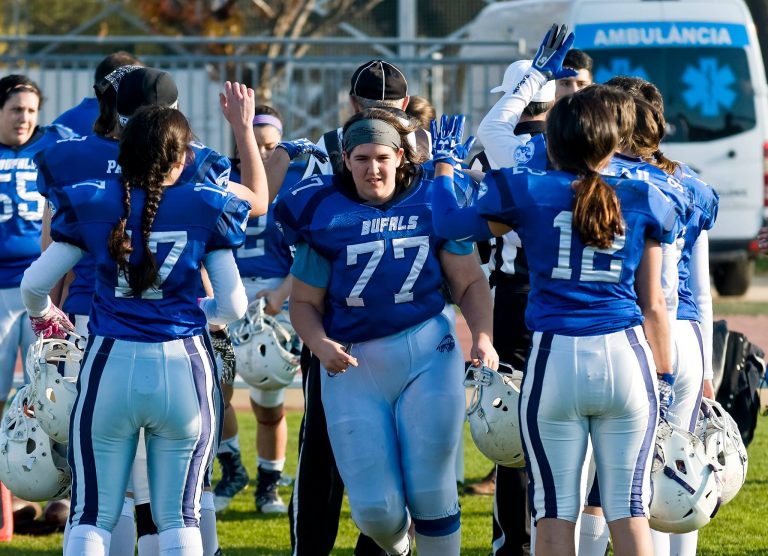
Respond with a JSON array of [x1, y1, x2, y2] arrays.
[[477, 69, 549, 169], [660, 241, 681, 331], [21, 242, 84, 316], [199, 249, 248, 325], [688, 231, 714, 379]]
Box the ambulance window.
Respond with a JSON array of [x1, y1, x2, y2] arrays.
[[588, 47, 756, 142]]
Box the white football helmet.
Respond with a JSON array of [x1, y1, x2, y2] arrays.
[[695, 398, 748, 504], [0, 386, 71, 501], [230, 299, 300, 391], [465, 364, 525, 468], [649, 419, 720, 534], [25, 336, 82, 443]]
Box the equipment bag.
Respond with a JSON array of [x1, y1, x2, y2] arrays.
[[713, 320, 766, 447]]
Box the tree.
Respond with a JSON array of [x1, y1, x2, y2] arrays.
[[136, 0, 385, 103]]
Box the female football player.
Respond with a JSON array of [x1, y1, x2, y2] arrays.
[[431, 91, 682, 556], [0, 74, 75, 411], [37, 66, 265, 556], [214, 105, 300, 515], [21, 106, 249, 556], [608, 75, 720, 556], [275, 107, 497, 556]]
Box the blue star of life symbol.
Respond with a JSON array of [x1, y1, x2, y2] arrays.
[[682, 58, 736, 117], [594, 58, 649, 84]]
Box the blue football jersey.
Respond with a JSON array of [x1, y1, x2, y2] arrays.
[[183, 141, 231, 187], [475, 166, 681, 335], [36, 134, 121, 316], [518, 133, 550, 170], [673, 164, 719, 322], [52, 97, 99, 137], [0, 125, 76, 287], [232, 163, 297, 279], [607, 154, 692, 227], [36, 137, 229, 315], [47, 179, 248, 342], [274, 172, 459, 343]]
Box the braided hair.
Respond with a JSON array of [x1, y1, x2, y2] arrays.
[[108, 106, 192, 295]]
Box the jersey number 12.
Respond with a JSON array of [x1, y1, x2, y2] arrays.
[[550, 211, 625, 283]]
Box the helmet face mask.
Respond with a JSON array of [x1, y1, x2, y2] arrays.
[[695, 398, 748, 505], [25, 337, 81, 443], [649, 419, 721, 534], [0, 386, 71, 501], [465, 364, 525, 468], [231, 300, 301, 391]]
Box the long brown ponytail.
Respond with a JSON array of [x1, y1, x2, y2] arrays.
[[606, 76, 680, 175], [547, 90, 624, 249]]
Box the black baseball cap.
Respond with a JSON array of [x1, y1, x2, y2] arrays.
[[349, 60, 408, 101], [116, 67, 179, 124]]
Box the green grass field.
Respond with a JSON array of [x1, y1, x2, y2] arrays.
[[2, 409, 767, 555]]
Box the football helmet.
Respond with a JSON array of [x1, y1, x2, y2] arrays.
[[25, 336, 82, 443], [0, 386, 71, 501], [465, 364, 525, 468], [230, 299, 300, 391], [695, 398, 748, 504], [649, 419, 720, 534]]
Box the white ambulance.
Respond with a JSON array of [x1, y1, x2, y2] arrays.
[[573, 0, 768, 295], [464, 0, 768, 295]]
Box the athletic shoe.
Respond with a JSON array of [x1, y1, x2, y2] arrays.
[[255, 467, 287, 514], [464, 466, 496, 496], [213, 450, 249, 512]]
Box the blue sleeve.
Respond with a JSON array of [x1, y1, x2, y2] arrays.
[[442, 240, 474, 256], [273, 195, 302, 247], [645, 182, 683, 244], [272, 175, 330, 246], [704, 188, 719, 230], [430, 174, 494, 241], [290, 242, 331, 288], [207, 195, 249, 251], [184, 147, 231, 188], [208, 155, 232, 188], [49, 188, 85, 250], [34, 149, 53, 198]]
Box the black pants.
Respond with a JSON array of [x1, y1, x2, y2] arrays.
[[491, 277, 532, 556], [288, 346, 384, 556]]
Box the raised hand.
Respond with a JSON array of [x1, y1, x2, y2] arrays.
[[533, 24, 576, 80], [219, 81, 256, 131], [430, 114, 476, 165]]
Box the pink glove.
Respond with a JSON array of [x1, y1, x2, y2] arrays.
[[29, 304, 75, 339]]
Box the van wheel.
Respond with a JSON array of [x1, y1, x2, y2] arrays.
[[712, 259, 754, 296]]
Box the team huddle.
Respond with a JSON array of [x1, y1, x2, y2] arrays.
[[0, 22, 752, 556]]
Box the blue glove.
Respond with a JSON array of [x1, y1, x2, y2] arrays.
[[278, 138, 328, 163], [657, 373, 675, 419], [430, 114, 477, 165], [533, 24, 576, 80]]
